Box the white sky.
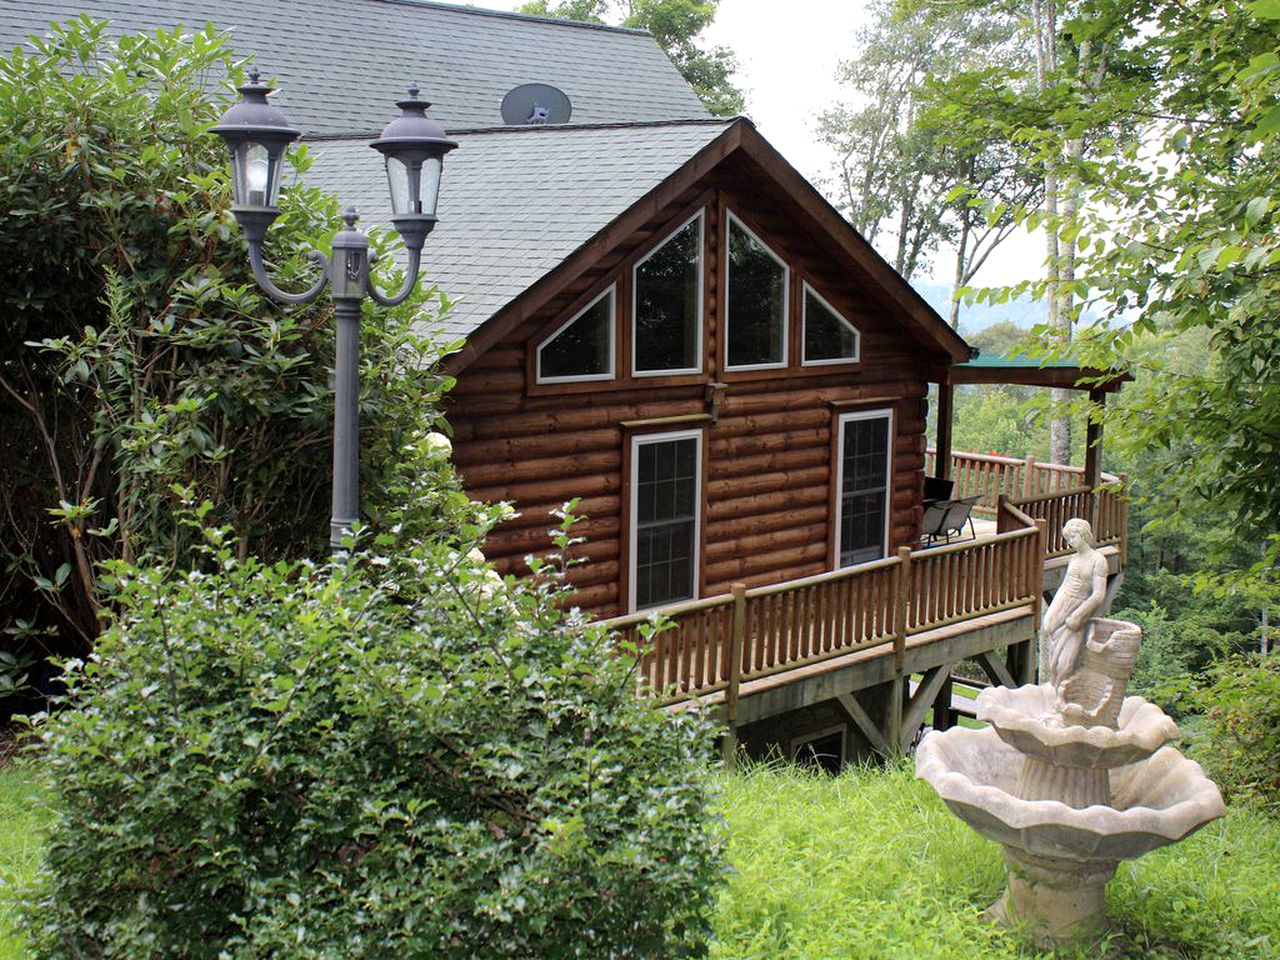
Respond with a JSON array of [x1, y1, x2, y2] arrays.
[[475, 0, 1044, 286]]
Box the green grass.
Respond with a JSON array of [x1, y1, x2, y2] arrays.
[[1, 759, 1277, 959], [714, 762, 1280, 959], [0, 762, 48, 960]]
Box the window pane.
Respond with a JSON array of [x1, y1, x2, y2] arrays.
[[839, 417, 890, 566], [727, 219, 786, 368], [635, 217, 701, 372], [804, 288, 858, 362], [635, 436, 699, 608], [539, 289, 613, 379]]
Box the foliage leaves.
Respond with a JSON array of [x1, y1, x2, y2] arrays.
[[0, 18, 453, 670], [20, 499, 724, 957]]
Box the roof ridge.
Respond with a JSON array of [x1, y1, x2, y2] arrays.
[[370, 0, 653, 37], [302, 116, 744, 143]]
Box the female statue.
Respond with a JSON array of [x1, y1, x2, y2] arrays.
[[1041, 518, 1110, 689]]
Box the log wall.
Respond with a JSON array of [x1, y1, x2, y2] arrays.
[[447, 156, 943, 618]]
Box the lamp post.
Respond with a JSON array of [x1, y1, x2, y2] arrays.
[[211, 72, 456, 551]]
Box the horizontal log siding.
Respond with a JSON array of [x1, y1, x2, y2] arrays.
[[446, 164, 941, 618]]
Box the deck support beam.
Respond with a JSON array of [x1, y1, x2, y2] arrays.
[[976, 649, 1016, 689], [901, 665, 950, 751], [836, 692, 894, 758]]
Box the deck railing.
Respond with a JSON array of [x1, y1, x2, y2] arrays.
[[998, 485, 1127, 560], [925, 449, 1119, 516], [606, 501, 1044, 704]]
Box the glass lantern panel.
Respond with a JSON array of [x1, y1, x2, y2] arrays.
[[418, 156, 443, 218], [232, 141, 279, 209], [386, 156, 411, 216]]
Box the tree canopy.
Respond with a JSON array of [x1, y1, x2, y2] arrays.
[[518, 0, 746, 116]]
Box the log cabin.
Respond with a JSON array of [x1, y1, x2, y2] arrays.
[[5, 0, 1130, 765]]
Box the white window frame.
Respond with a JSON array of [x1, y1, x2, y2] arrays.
[[833, 408, 894, 569], [789, 724, 847, 767], [631, 210, 705, 378], [535, 284, 617, 384], [629, 428, 703, 612], [724, 210, 790, 373], [801, 282, 861, 366]]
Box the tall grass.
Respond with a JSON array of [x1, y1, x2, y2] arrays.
[[0, 762, 47, 960], [1, 757, 1276, 958], [713, 761, 1280, 960]]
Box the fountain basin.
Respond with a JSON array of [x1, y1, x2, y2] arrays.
[[916, 727, 1225, 863], [978, 686, 1180, 769]]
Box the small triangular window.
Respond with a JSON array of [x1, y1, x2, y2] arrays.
[[802, 284, 860, 364], [537, 286, 616, 382]]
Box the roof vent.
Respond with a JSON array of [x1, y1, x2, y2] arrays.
[[501, 83, 572, 125]]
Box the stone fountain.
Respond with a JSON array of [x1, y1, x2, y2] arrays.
[[916, 519, 1225, 945]]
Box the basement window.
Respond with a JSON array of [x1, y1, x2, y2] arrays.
[[802, 283, 860, 365], [725, 212, 788, 370], [633, 211, 703, 376], [537, 285, 615, 383]]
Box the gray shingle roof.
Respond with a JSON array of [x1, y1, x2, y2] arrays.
[[1, 0, 708, 134], [303, 120, 734, 341]]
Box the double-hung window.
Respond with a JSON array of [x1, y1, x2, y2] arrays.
[[835, 409, 893, 567], [633, 211, 704, 376], [630, 430, 702, 610], [725, 212, 788, 370]]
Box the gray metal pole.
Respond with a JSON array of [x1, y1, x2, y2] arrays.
[[330, 297, 362, 551]]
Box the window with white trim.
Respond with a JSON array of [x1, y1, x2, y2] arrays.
[[633, 212, 703, 375], [725, 213, 788, 370], [835, 409, 893, 567], [631, 430, 701, 610], [802, 283, 860, 365], [536, 285, 615, 382]]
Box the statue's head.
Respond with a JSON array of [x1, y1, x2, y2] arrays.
[[1062, 517, 1094, 548]]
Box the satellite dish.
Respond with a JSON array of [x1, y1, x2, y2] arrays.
[[501, 83, 572, 126]]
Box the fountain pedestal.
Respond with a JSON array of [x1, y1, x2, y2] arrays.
[[993, 849, 1117, 943]]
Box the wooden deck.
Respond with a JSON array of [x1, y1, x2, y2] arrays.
[[602, 474, 1128, 758]]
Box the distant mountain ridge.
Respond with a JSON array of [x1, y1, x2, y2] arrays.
[[910, 279, 1048, 337]]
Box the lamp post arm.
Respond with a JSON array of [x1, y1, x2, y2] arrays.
[[365, 246, 424, 307], [248, 244, 331, 305]]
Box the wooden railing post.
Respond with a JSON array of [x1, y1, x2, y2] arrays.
[[1118, 473, 1130, 565], [722, 582, 746, 768], [1023, 455, 1036, 497], [894, 547, 912, 672]]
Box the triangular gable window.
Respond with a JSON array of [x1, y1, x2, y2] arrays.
[[537, 285, 616, 383], [802, 283, 860, 365], [725, 213, 788, 370], [633, 211, 704, 375]]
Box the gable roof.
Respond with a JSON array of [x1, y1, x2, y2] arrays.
[[0, 0, 708, 134], [304, 118, 736, 343]]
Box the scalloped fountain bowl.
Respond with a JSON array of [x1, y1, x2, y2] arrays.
[[915, 620, 1225, 946]]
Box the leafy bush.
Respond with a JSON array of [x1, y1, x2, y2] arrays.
[[22, 509, 724, 958], [1192, 649, 1280, 811], [0, 18, 451, 664]]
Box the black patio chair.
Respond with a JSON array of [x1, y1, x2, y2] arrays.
[[923, 475, 955, 502], [922, 495, 980, 546]]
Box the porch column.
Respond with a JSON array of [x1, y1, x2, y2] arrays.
[[1084, 388, 1105, 531], [935, 381, 954, 480], [1084, 388, 1105, 489]]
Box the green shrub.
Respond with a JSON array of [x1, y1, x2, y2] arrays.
[[1192, 649, 1280, 811], [22, 512, 724, 958]]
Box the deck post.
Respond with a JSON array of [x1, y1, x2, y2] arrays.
[[722, 582, 747, 768], [935, 382, 954, 481], [932, 673, 954, 731], [886, 676, 904, 754], [894, 547, 912, 673], [1023, 455, 1037, 497], [1118, 472, 1130, 565]]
